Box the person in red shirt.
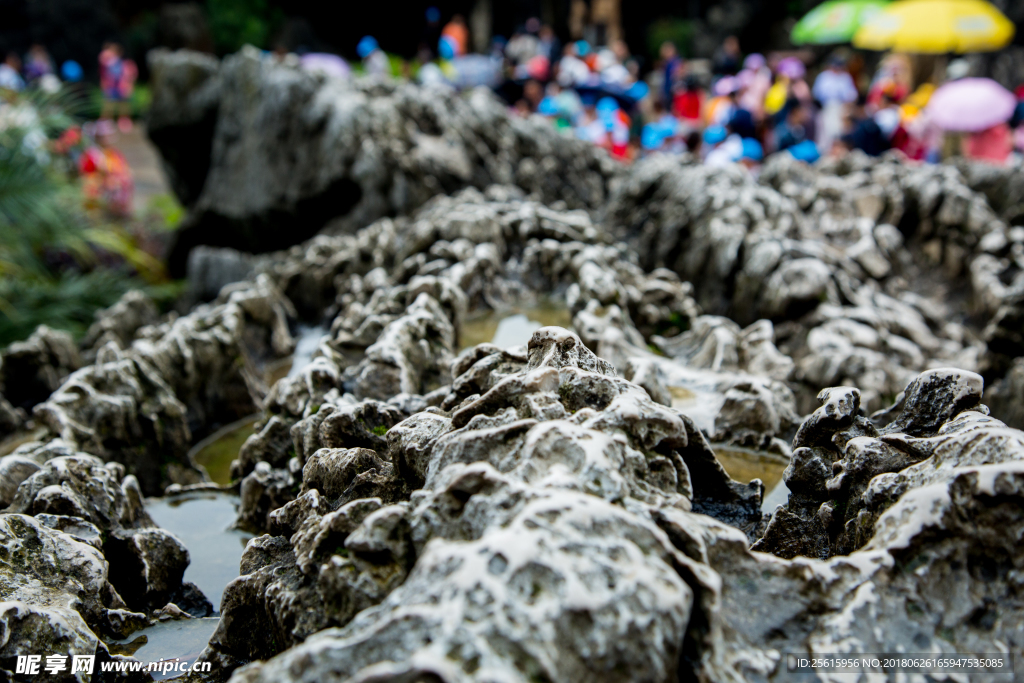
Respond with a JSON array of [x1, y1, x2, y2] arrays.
[[672, 75, 703, 123]]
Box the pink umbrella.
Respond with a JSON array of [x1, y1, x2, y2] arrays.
[[714, 76, 739, 96], [926, 77, 1016, 132]]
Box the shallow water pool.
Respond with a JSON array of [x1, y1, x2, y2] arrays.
[[145, 492, 252, 612], [460, 302, 573, 350], [713, 445, 791, 514], [108, 618, 219, 680], [188, 416, 257, 486]]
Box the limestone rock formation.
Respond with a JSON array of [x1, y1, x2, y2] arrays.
[[148, 48, 619, 275], [3, 51, 1024, 683]]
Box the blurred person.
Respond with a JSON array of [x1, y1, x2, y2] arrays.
[[513, 99, 533, 117], [553, 84, 583, 123], [578, 41, 598, 72], [442, 14, 469, 56], [538, 25, 561, 64], [99, 43, 137, 132], [704, 124, 740, 165], [80, 119, 133, 217], [576, 102, 608, 146], [813, 56, 857, 105], [537, 83, 576, 131], [596, 48, 629, 85], [840, 96, 888, 156], [814, 56, 858, 153], [787, 139, 820, 164], [764, 75, 789, 118], [358, 36, 389, 76], [641, 100, 680, 153], [738, 53, 770, 119], [739, 137, 763, 176], [557, 43, 590, 87], [962, 123, 1013, 164], [1011, 93, 1024, 154], [775, 98, 810, 151], [901, 84, 941, 161], [706, 76, 738, 126], [522, 79, 544, 111], [867, 54, 910, 107], [727, 105, 756, 140], [596, 96, 630, 159], [873, 87, 903, 140], [24, 45, 54, 83], [610, 39, 632, 70], [672, 74, 703, 124], [713, 36, 741, 76], [438, 35, 459, 62], [507, 26, 540, 65], [660, 41, 682, 104], [0, 53, 25, 91]]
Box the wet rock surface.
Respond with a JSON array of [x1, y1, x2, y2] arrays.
[[3, 51, 1024, 682]]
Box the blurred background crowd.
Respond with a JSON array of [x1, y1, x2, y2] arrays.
[[2, 0, 1021, 173], [0, 0, 1022, 343]]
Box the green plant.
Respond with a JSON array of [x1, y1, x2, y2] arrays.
[[207, 0, 283, 54], [145, 193, 185, 231], [0, 90, 181, 346], [0, 270, 137, 344]]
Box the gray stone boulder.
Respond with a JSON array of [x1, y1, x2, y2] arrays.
[[0, 325, 81, 413], [150, 47, 618, 274]]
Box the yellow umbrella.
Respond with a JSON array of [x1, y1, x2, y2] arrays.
[[853, 0, 1015, 52]]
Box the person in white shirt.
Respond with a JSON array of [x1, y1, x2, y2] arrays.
[[0, 53, 25, 91], [814, 57, 858, 152]]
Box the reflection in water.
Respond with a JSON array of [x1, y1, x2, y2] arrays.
[[109, 618, 219, 680], [664, 378, 725, 435], [713, 445, 791, 514], [146, 492, 252, 611], [460, 302, 573, 350], [188, 416, 257, 486]]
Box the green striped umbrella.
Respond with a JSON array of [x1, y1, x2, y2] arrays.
[[792, 0, 890, 45]]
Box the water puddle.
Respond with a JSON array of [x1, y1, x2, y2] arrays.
[[108, 618, 219, 680], [261, 323, 329, 388], [188, 416, 258, 486], [460, 302, 573, 350], [713, 445, 790, 514], [658, 366, 727, 435], [288, 324, 328, 377], [145, 492, 253, 611]]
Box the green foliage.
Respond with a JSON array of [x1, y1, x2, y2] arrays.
[[207, 0, 283, 54], [372, 425, 388, 436], [83, 83, 152, 120], [0, 126, 90, 281], [0, 269, 135, 343], [647, 18, 696, 59], [0, 90, 182, 346], [144, 193, 185, 231]]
